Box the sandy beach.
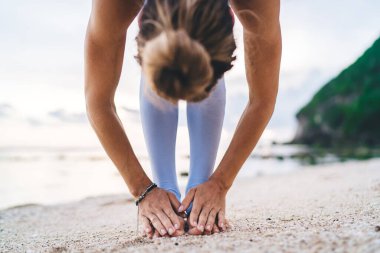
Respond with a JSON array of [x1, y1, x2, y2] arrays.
[[1, 159, 380, 253]]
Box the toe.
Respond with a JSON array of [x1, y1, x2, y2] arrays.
[[212, 223, 220, 234], [153, 229, 161, 239], [188, 227, 203, 235], [172, 216, 186, 237], [186, 219, 204, 236]]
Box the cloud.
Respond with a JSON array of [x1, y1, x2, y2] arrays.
[[48, 109, 87, 123], [26, 117, 44, 126], [0, 103, 13, 118]]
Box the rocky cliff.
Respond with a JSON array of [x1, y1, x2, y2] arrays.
[[294, 36, 380, 147]]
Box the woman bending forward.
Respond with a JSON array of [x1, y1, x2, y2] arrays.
[[85, 0, 281, 238]]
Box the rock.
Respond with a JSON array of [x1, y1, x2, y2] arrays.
[[293, 36, 380, 148]]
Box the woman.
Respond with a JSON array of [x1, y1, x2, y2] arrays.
[[136, 0, 235, 237], [85, 0, 281, 239]]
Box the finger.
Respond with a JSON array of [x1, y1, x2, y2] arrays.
[[141, 216, 153, 236], [179, 188, 196, 212], [163, 204, 181, 231], [217, 210, 226, 231], [189, 202, 201, 227], [155, 210, 175, 235], [205, 209, 217, 232], [167, 192, 186, 219], [167, 192, 181, 212], [212, 223, 220, 234], [148, 214, 167, 236], [172, 216, 185, 237], [146, 227, 154, 239], [197, 207, 210, 232]]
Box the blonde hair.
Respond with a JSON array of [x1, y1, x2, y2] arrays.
[[136, 0, 236, 104]]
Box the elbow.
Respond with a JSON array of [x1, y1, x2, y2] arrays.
[[248, 95, 277, 117], [84, 89, 114, 125], [84, 88, 96, 119], [85, 98, 96, 123], [84, 94, 98, 126]]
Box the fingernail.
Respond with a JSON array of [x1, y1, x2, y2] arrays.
[[145, 227, 151, 233], [178, 205, 184, 212], [198, 225, 204, 232], [174, 223, 180, 229], [193, 220, 197, 226], [206, 225, 211, 231], [168, 228, 174, 235], [160, 229, 166, 235]]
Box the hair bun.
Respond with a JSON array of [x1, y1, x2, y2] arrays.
[[141, 29, 213, 102]]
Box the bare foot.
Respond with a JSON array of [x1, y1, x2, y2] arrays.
[[186, 218, 203, 235], [171, 214, 186, 237], [144, 215, 186, 239], [186, 218, 230, 236]]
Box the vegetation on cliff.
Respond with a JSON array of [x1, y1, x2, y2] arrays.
[[294, 36, 380, 147]]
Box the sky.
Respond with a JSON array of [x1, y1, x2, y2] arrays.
[[0, 0, 380, 148]]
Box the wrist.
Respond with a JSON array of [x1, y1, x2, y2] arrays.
[[209, 173, 230, 192], [130, 177, 153, 198], [135, 182, 157, 206]]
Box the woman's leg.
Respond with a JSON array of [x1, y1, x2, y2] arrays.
[[185, 77, 226, 213], [139, 74, 181, 201]]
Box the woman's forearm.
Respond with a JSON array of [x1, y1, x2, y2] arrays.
[[210, 100, 275, 189], [85, 65, 151, 198], [86, 105, 152, 198], [211, 19, 282, 190], [84, 1, 151, 198]]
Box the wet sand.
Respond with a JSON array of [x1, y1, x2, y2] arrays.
[[1, 159, 380, 252]]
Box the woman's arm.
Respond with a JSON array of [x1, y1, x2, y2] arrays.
[[180, 0, 282, 232], [85, 0, 181, 237], [85, 0, 150, 199], [211, 0, 282, 189]]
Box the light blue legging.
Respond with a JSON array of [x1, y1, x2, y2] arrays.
[[139, 74, 226, 213]]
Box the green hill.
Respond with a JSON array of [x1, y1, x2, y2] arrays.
[[294, 36, 380, 147]]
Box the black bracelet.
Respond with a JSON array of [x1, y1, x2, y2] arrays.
[[135, 183, 157, 206]]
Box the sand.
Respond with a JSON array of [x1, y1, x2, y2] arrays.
[[1, 159, 380, 253]]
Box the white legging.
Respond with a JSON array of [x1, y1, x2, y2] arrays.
[[139, 74, 226, 213]]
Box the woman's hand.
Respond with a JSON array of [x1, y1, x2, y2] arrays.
[[178, 178, 228, 233], [139, 188, 185, 238]]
